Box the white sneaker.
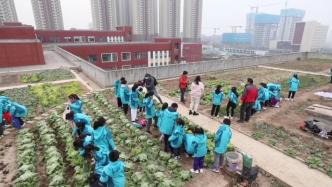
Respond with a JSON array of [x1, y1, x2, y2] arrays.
[[212, 169, 220, 173], [224, 116, 229, 119], [190, 169, 199, 174], [285, 98, 290, 101], [174, 156, 180, 160], [199, 169, 204, 173], [291, 99, 294, 102]]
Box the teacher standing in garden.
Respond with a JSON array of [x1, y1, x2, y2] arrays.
[[189, 76, 205, 116]]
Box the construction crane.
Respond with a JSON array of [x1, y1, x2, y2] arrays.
[[230, 26, 242, 33]]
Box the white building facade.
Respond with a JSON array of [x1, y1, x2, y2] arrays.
[[159, 0, 181, 38], [0, 0, 18, 24], [183, 0, 203, 42], [31, 0, 64, 30], [90, 0, 117, 31]]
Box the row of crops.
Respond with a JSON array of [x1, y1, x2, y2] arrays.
[[20, 69, 74, 83], [0, 82, 82, 118], [15, 109, 91, 186]]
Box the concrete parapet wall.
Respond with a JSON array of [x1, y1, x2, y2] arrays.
[[54, 46, 312, 87]]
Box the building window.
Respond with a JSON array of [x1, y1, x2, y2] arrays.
[[64, 37, 71, 42], [150, 63, 154, 67], [121, 52, 131, 62], [164, 62, 167, 66], [88, 55, 97, 63], [160, 62, 162, 66], [88, 36, 95, 42], [101, 53, 117, 63], [160, 51, 163, 58], [134, 52, 147, 60], [150, 51, 154, 59], [164, 51, 168, 58]]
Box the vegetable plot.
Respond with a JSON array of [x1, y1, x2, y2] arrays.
[[82, 92, 193, 186], [20, 69, 74, 83]]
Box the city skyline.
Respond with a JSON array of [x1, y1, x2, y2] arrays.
[[11, 0, 332, 42]]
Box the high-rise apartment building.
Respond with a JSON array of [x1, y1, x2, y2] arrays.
[[91, 0, 117, 31], [132, 0, 157, 40], [159, 0, 180, 38], [183, 0, 203, 42], [0, 0, 18, 24], [246, 13, 280, 49], [31, 0, 64, 30], [293, 21, 329, 52], [116, 0, 132, 26], [276, 9, 305, 42]]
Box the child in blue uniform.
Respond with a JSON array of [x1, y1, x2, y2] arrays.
[[144, 91, 156, 133], [130, 85, 139, 122], [9, 102, 28, 129], [93, 117, 116, 153], [68, 94, 83, 113], [114, 77, 125, 108], [0, 97, 12, 136], [211, 85, 224, 117], [99, 150, 126, 187], [168, 118, 185, 159], [159, 103, 179, 152], [191, 127, 207, 174], [287, 74, 300, 101], [212, 118, 232, 173], [156, 103, 168, 129], [66, 111, 92, 132], [226, 87, 239, 119], [120, 79, 130, 115]]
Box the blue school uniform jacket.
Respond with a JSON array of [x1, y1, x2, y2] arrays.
[[228, 92, 238, 105], [72, 124, 94, 137], [156, 110, 166, 128], [288, 77, 300, 92], [193, 134, 208, 158], [212, 91, 224, 106], [100, 160, 126, 187], [184, 134, 195, 155], [94, 149, 109, 175], [9, 102, 28, 118], [78, 135, 93, 156], [168, 125, 185, 149], [93, 126, 116, 153], [120, 84, 130, 105], [130, 91, 139, 109], [0, 97, 11, 123], [214, 125, 232, 154], [159, 107, 178, 135], [73, 113, 92, 127], [114, 80, 121, 98], [252, 100, 262, 111], [70, 99, 83, 113], [144, 98, 156, 119], [258, 87, 270, 102]]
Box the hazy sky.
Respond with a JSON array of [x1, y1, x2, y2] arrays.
[[14, 0, 332, 41]]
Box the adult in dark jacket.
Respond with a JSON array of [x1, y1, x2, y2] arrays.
[[238, 78, 258, 123], [143, 73, 163, 103]]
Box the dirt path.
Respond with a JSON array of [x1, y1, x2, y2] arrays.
[[0, 128, 17, 187]]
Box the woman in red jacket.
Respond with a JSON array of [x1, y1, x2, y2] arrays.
[[179, 71, 189, 103]]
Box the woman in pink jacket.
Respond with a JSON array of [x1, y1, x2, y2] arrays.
[[189, 76, 205, 116]]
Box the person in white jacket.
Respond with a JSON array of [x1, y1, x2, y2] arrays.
[[189, 76, 205, 116]]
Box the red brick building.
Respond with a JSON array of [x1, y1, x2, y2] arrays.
[[60, 38, 182, 69], [0, 22, 45, 68], [35, 26, 132, 43], [182, 43, 203, 62]]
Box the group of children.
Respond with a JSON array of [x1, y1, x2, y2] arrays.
[[209, 73, 300, 119], [113, 76, 235, 174], [64, 94, 125, 187], [0, 96, 28, 137]]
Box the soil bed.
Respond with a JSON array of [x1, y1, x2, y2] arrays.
[[270, 59, 332, 73]]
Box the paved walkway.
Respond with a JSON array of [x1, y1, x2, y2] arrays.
[[0, 50, 75, 74], [160, 96, 332, 187], [258, 65, 330, 77]]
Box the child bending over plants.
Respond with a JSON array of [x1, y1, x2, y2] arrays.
[[99, 150, 126, 187], [159, 103, 179, 152], [168, 118, 185, 160]]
